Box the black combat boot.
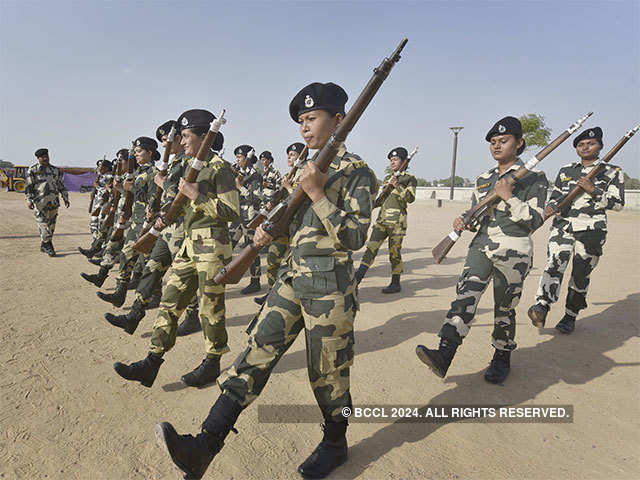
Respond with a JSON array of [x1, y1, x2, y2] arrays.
[[156, 394, 241, 480], [415, 337, 459, 378], [240, 277, 261, 294], [381, 274, 401, 294], [253, 294, 268, 306], [555, 314, 576, 334], [113, 352, 164, 387], [298, 420, 348, 479], [81, 266, 109, 287], [177, 308, 202, 336], [88, 256, 102, 266], [78, 241, 101, 257], [97, 279, 128, 307], [354, 264, 368, 285], [484, 349, 511, 384], [128, 270, 142, 290], [181, 356, 220, 388], [528, 303, 549, 328], [105, 300, 145, 334]]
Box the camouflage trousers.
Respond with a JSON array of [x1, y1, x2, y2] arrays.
[[439, 244, 532, 351], [266, 235, 289, 287], [135, 225, 198, 314], [33, 205, 58, 243], [116, 221, 146, 284], [99, 236, 124, 269], [360, 222, 406, 275], [231, 221, 260, 279], [218, 274, 356, 422], [535, 226, 606, 317], [90, 215, 100, 239], [150, 232, 231, 357]]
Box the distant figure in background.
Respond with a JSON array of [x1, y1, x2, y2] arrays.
[[25, 148, 69, 256]]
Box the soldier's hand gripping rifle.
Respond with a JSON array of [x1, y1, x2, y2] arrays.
[[373, 146, 418, 208], [247, 145, 309, 229], [543, 124, 639, 221], [110, 143, 137, 241], [133, 110, 227, 254], [103, 153, 127, 229], [138, 125, 178, 238], [432, 112, 594, 264], [215, 38, 408, 285]]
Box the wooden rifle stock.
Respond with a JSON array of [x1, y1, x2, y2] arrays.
[[134, 110, 226, 254], [374, 146, 418, 208], [431, 112, 594, 264], [544, 124, 639, 221], [215, 38, 409, 285], [246, 146, 309, 230], [111, 145, 136, 241]]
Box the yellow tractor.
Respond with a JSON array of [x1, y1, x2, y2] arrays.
[[0, 166, 28, 192]]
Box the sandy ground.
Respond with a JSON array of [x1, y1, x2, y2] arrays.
[[0, 191, 638, 480]]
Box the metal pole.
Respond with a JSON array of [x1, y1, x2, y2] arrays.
[[449, 127, 463, 200]]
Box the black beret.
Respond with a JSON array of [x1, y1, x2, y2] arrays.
[[388, 147, 408, 161], [234, 145, 254, 156], [573, 127, 603, 148], [34, 148, 48, 157], [289, 82, 348, 123], [101, 159, 113, 170], [134, 136, 158, 151], [177, 109, 215, 131], [486, 116, 526, 155], [259, 151, 273, 162], [156, 120, 178, 142], [116, 148, 129, 159], [287, 142, 305, 154]]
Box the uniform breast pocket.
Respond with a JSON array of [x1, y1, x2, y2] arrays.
[[296, 256, 338, 295]]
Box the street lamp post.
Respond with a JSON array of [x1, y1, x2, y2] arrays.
[[449, 127, 463, 200]]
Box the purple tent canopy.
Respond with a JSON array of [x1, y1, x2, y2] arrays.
[[63, 172, 97, 192]]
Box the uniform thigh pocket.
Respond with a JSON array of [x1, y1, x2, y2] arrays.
[[319, 334, 354, 375]]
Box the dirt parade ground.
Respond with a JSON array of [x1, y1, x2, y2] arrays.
[[0, 190, 638, 480]]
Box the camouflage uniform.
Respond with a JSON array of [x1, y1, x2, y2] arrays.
[[361, 171, 417, 274], [24, 163, 68, 243], [135, 153, 197, 314], [150, 152, 239, 357], [261, 163, 282, 205], [230, 165, 263, 280], [90, 171, 111, 239], [218, 145, 377, 422], [115, 163, 157, 284], [266, 167, 302, 287], [535, 161, 624, 316], [439, 160, 548, 351], [99, 186, 128, 268]]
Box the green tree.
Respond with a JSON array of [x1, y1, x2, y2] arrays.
[[0, 160, 14, 168], [416, 178, 431, 187], [437, 176, 465, 187], [624, 173, 640, 190], [520, 113, 552, 149]]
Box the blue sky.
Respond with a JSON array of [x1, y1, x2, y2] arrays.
[[1, 0, 638, 181]]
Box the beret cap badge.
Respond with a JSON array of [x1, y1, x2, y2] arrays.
[[392, 151, 397, 156], [589, 130, 595, 137], [304, 95, 314, 108], [498, 124, 506, 133], [181, 117, 189, 126]]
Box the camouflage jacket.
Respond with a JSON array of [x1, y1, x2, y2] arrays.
[[237, 166, 263, 223], [282, 144, 378, 299], [469, 159, 548, 254], [130, 163, 157, 224], [261, 165, 283, 204], [548, 161, 624, 233], [25, 163, 69, 209], [93, 172, 112, 208], [183, 151, 240, 244], [376, 172, 417, 232]]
